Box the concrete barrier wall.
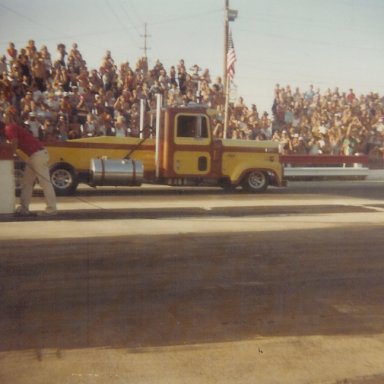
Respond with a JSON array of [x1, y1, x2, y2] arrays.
[[0, 144, 15, 214]]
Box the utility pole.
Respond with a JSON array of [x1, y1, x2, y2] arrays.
[[140, 23, 150, 76], [141, 23, 151, 59]]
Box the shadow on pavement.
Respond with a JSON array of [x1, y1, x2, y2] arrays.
[[29, 178, 384, 200], [0, 226, 383, 357], [0, 204, 376, 223]]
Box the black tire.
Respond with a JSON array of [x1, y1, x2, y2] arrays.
[[242, 170, 268, 193], [50, 164, 78, 195]]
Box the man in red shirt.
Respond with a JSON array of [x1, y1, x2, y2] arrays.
[[0, 115, 57, 216]]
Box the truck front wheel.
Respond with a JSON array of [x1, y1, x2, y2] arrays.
[[242, 170, 268, 193]]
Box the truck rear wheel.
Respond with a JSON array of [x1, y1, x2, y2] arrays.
[[50, 164, 78, 195], [242, 170, 268, 193]]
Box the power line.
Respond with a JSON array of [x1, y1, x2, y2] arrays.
[[119, 0, 142, 36], [104, 0, 140, 47], [126, 0, 144, 25], [149, 8, 221, 26], [236, 27, 384, 53], [0, 2, 56, 34]]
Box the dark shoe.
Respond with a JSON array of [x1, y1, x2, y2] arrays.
[[15, 207, 36, 217]]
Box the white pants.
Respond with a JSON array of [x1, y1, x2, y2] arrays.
[[20, 149, 57, 213]]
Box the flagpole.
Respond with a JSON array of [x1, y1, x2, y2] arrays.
[[223, 0, 229, 139], [223, 0, 229, 94], [223, 75, 230, 138], [223, 1, 237, 139]]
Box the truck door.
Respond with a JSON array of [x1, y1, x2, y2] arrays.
[[172, 113, 212, 176]]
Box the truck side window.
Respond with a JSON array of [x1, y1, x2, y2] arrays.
[[177, 115, 208, 138]]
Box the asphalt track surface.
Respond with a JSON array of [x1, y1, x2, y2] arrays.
[[0, 180, 383, 383]]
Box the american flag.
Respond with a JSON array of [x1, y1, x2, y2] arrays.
[[227, 29, 237, 81]]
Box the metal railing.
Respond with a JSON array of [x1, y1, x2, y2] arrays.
[[280, 154, 371, 179]]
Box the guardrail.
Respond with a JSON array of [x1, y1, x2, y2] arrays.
[[280, 154, 369, 166], [280, 154, 371, 179]]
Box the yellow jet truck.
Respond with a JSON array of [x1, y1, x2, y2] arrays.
[[44, 104, 286, 195]]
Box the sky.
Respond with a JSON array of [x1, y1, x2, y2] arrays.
[[0, 0, 383, 112]]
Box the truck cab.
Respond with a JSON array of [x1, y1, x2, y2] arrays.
[[159, 106, 284, 190]]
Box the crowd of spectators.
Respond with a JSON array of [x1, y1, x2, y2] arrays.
[[222, 85, 384, 164], [269, 84, 384, 160], [0, 40, 383, 162]]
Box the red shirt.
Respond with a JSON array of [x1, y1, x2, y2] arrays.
[[5, 123, 43, 156]]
